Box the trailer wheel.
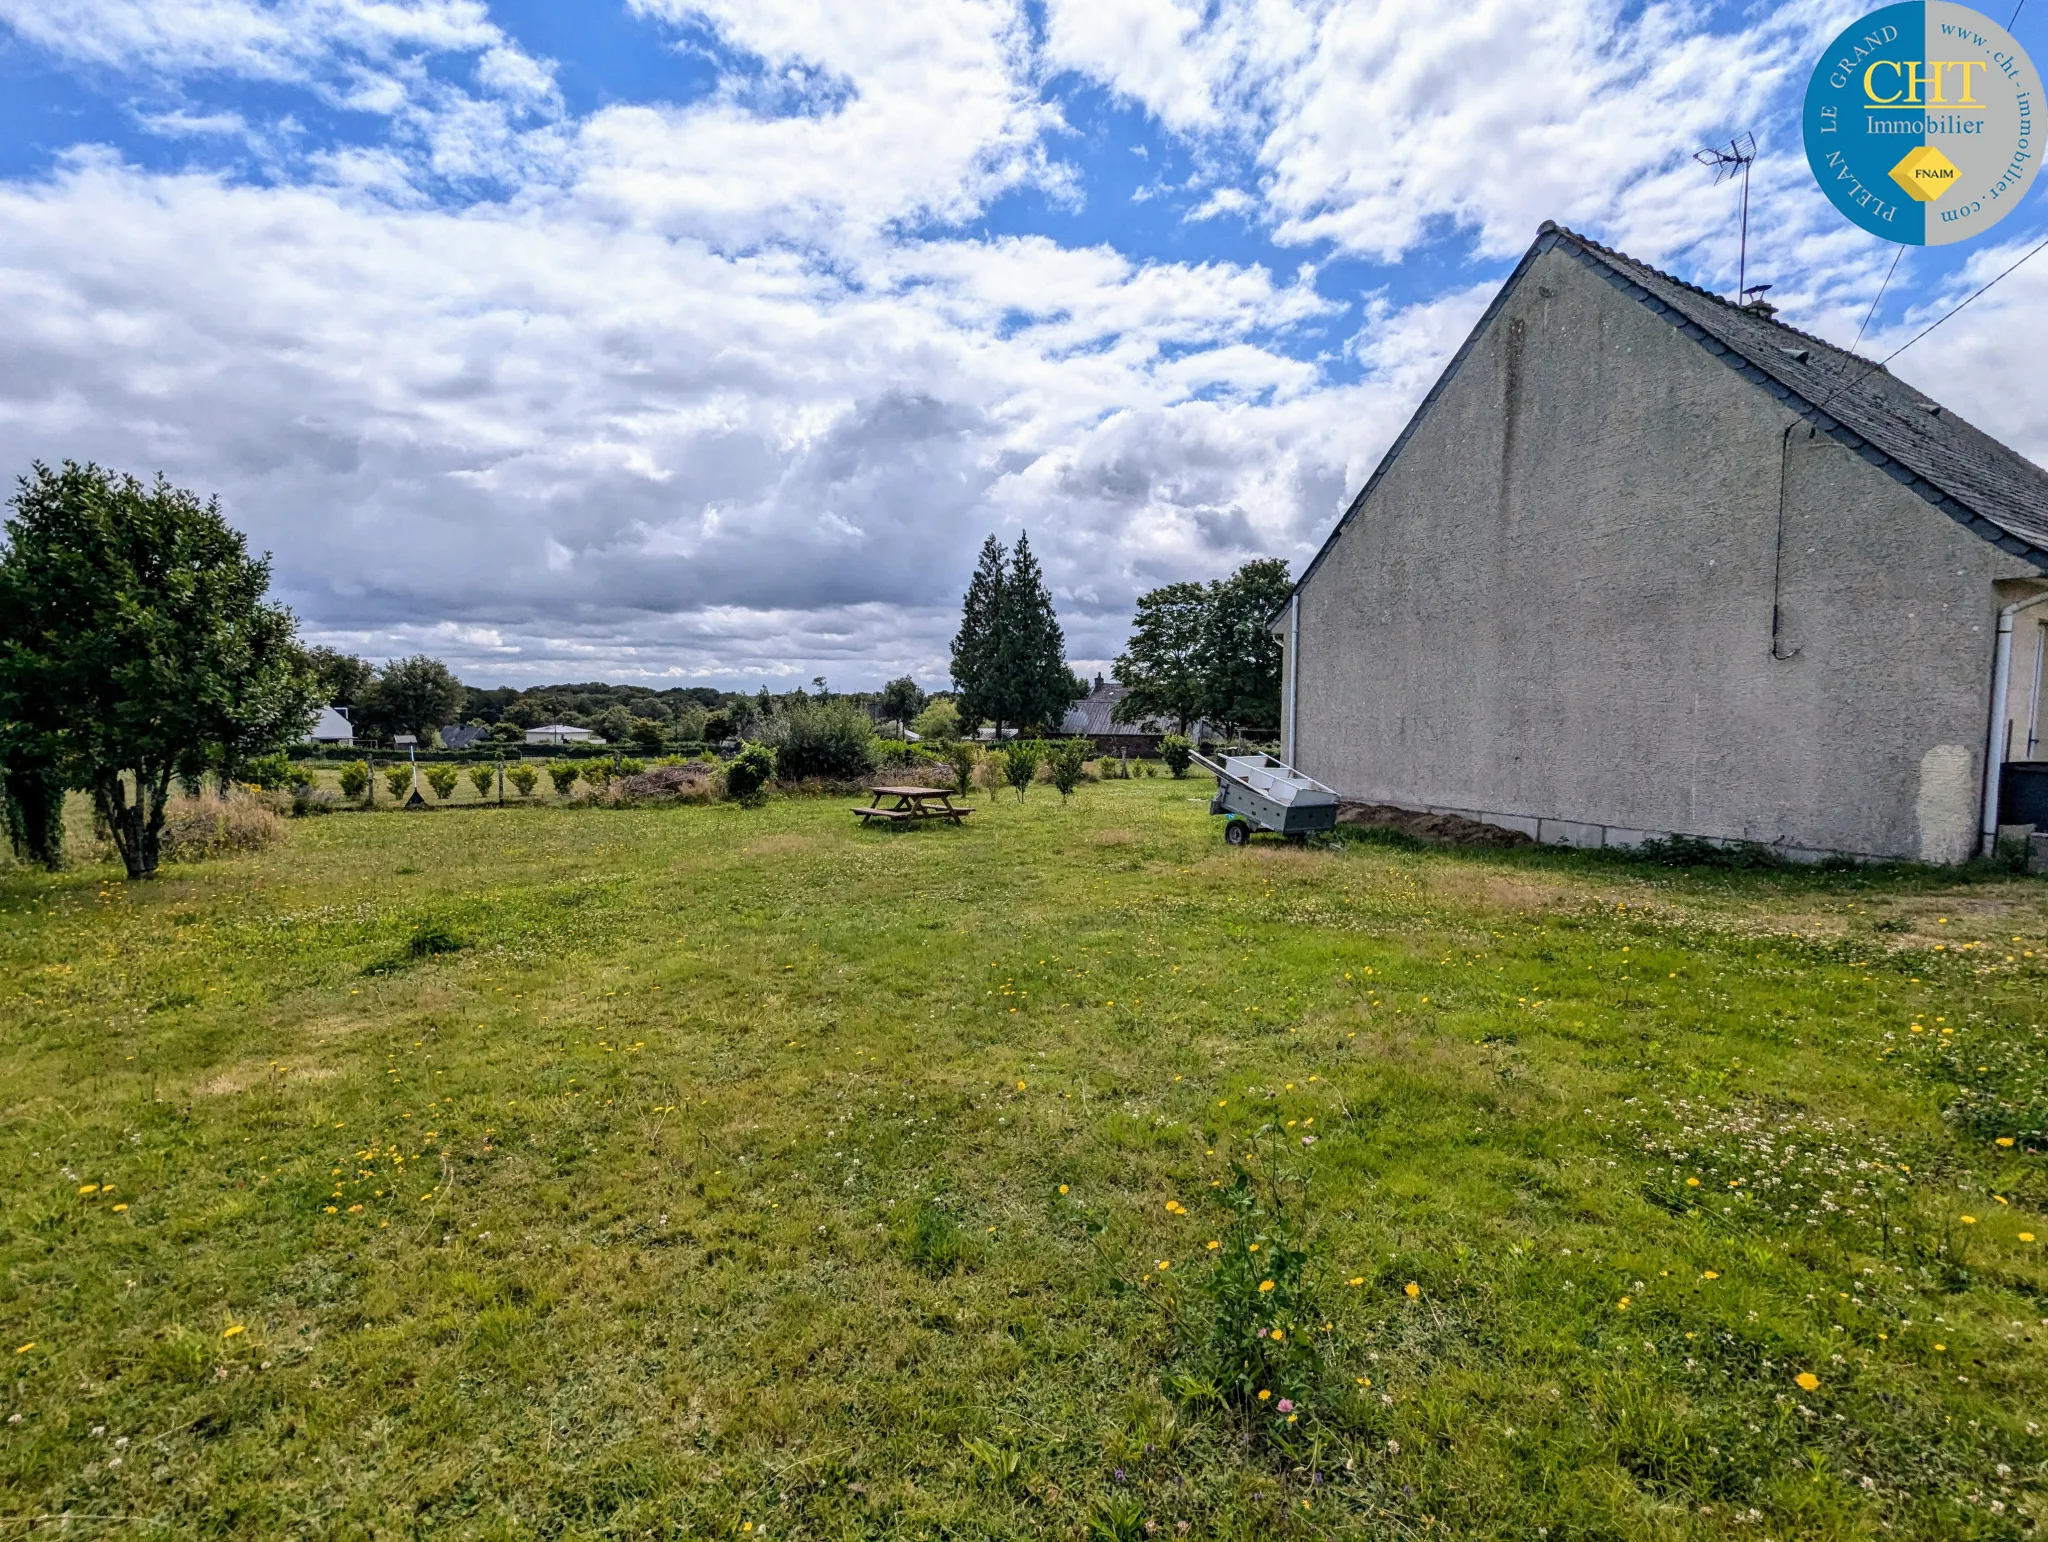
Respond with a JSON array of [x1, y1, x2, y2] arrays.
[[1224, 820, 1250, 847]]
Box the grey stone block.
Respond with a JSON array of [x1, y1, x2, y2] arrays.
[[2031, 832, 2048, 876], [1538, 818, 1605, 848]]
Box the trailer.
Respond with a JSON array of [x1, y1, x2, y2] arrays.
[[1193, 751, 1339, 845]]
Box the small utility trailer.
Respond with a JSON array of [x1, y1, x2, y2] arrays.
[[1193, 752, 1339, 846]]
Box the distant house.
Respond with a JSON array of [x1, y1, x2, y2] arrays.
[[307, 705, 354, 748], [439, 724, 488, 751], [1060, 679, 1205, 755], [525, 724, 599, 746]]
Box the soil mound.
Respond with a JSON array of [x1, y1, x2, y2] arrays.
[[1335, 802, 1533, 849]]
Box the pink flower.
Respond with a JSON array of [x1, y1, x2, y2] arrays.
[[1276, 1398, 1294, 1413]]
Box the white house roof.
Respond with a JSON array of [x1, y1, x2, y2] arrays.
[[308, 705, 354, 740]]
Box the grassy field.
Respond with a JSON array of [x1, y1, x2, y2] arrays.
[[2, 778, 2045, 1540]]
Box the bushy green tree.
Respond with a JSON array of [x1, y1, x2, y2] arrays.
[[1045, 738, 1089, 801], [305, 646, 377, 708], [1198, 559, 1291, 737], [468, 763, 497, 800], [878, 675, 927, 724], [724, 742, 775, 804], [507, 763, 539, 798], [337, 760, 370, 802], [951, 535, 1009, 733], [629, 718, 666, 754], [1000, 738, 1043, 800], [0, 462, 320, 879], [911, 699, 960, 740], [1112, 581, 1210, 733], [1159, 733, 1194, 778], [546, 761, 580, 796], [951, 532, 1081, 735], [359, 655, 465, 745], [769, 700, 877, 781], [424, 764, 459, 802], [384, 764, 414, 800], [939, 739, 979, 796]]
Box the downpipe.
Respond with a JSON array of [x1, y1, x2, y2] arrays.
[[1980, 589, 2048, 856]]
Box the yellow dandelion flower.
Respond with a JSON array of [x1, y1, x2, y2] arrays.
[[112, 1203, 128, 1213], [1258, 1280, 1275, 1293], [223, 1325, 245, 1338], [324, 1205, 337, 1213], [77, 1184, 98, 1195], [1404, 1282, 1420, 1298], [1794, 1372, 1819, 1392], [14, 1343, 33, 1354], [1617, 1297, 1631, 1310], [1206, 1240, 1220, 1251], [1269, 1329, 1284, 1342], [2019, 1232, 2036, 1242], [1685, 1177, 1700, 1187], [1257, 1389, 1272, 1401], [1058, 1184, 1069, 1195], [1017, 1081, 1026, 1091], [1961, 1215, 1977, 1225], [1996, 1137, 2015, 1147], [1248, 1243, 1260, 1252], [1702, 1270, 1720, 1280], [1155, 1260, 1171, 1271], [1346, 1276, 1364, 1287]]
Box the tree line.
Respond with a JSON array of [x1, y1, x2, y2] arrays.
[[1110, 559, 1291, 739]]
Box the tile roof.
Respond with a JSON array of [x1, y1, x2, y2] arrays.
[[1281, 222, 2048, 616], [1549, 223, 2048, 562]]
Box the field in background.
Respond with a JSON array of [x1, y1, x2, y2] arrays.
[[2, 780, 2045, 1539]]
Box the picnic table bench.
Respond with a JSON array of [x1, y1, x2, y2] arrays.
[[852, 785, 973, 826]]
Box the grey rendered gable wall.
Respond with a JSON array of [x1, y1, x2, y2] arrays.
[[1288, 240, 2028, 862]]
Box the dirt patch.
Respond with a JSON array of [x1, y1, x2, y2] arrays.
[[1336, 803, 1534, 849]]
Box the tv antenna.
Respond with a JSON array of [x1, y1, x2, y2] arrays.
[[1694, 132, 1757, 302]]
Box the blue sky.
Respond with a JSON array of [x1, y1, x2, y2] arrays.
[[0, 0, 2043, 688]]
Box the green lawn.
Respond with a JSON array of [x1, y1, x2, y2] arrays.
[[2, 780, 2045, 1540]]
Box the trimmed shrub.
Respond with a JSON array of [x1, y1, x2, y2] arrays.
[[1000, 739, 1043, 800], [1160, 734, 1193, 778], [547, 761, 581, 795], [725, 742, 775, 805], [384, 765, 414, 800], [424, 764, 459, 802], [1045, 738, 1089, 800], [337, 760, 370, 802], [616, 757, 646, 778], [508, 763, 539, 798], [243, 752, 311, 792], [769, 700, 877, 781], [468, 763, 497, 800]]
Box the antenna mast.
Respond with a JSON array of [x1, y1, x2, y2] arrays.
[[1694, 132, 1758, 300]]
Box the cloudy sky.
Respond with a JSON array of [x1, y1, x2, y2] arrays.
[[1, 0, 2044, 689]]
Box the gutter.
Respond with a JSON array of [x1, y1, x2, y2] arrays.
[[1285, 594, 1300, 764], [1980, 588, 2048, 855]]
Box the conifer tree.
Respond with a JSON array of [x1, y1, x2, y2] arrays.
[[950, 534, 1008, 735], [995, 532, 1081, 732]]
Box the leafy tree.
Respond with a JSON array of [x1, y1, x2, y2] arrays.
[[1000, 738, 1043, 800], [305, 646, 377, 708], [243, 752, 310, 791], [488, 721, 525, 744], [505, 698, 549, 730], [702, 710, 734, 742], [994, 534, 1081, 732], [938, 739, 979, 796], [338, 760, 370, 802], [468, 763, 496, 800], [910, 699, 960, 740], [950, 535, 1008, 734], [424, 764, 459, 802], [629, 718, 666, 754], [0, 462, 320, 879], [770, 700, 877, 781], [1159, 733, 1194, 778], [1198, 559, 1291, 736], [384, 765, 414, 800], [547, 761, 580, 796], [507, 763, 539, 798], [363, 655, 465, 744], [595, 705, 636, 744], [1113, 581, 1210, 733], [878, 676, 926, 724], [1045, 738, 1089, 801]]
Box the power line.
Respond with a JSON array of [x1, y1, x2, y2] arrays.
[[1879, 230, 2048, 365], [1847, 245, 1904, 360]]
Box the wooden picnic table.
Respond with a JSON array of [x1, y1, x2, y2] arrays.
[[852, 785, 973, 826]]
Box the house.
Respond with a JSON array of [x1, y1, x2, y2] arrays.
[[525, 724, 599, 746], [1271, 222, 2048, 864], [1060, 678, 1206, 755], [307, 705, 354, 747], [439, 724, 488, 751]]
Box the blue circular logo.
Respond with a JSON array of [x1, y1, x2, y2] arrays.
[[1804, 2, 2042, 244]]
